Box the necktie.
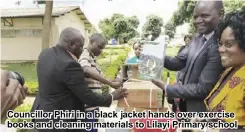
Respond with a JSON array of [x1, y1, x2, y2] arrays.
[[173, 35, 207, 113], [197, 35, 207, 50]]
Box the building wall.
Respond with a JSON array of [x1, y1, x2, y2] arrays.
[[1, 12, 90, 61], [54, 11, 89, 46], [1, 38, 41, 61], [1, 18, 43, 61]]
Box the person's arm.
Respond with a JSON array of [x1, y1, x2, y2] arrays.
[[164, 46, 189, 71], [166, 44, 223, 99], [83, 67, 111, 84], [1, 70, 27, 123], [63, 62, 126, 107], [80, 58, 122, 88]]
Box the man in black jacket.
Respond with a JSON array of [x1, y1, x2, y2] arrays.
[[31, 27, 128, 132], [152, 1, 224, 112]]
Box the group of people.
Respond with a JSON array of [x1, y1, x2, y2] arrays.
[[151, 0, 245, 132], [1, 0, 245, 132]]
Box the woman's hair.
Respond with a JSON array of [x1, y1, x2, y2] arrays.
[[184, 34, 192, 41], [215, 6, 245, 52], [132, 41, 142, 49]]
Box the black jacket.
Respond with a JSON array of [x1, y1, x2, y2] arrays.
[[31, 45, 112, 132], [164, 35, 224, 112]]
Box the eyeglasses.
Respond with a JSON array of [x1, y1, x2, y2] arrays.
[[218, 40, 240, 48]]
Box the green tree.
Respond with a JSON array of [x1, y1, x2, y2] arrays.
[[167, 0, 244, 35], [164, 20, 175, 39], [224, 0, 245, 12], [99, 19, 115, 40], [142, 14, 163, 39], [113, 18, 128, 42], [99, 14, 139, 43]]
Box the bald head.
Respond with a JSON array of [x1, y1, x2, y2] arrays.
[[59, 27, 84, 46], [59, 27, 84, 58]]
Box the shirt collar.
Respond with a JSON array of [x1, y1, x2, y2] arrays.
[[67, 51, 78, 61], [203, 31, 214, 41], [85, 48, 95, 58]]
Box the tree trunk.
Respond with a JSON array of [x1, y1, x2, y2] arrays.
[[42, 0, 53, 50]]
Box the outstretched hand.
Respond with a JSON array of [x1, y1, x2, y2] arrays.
[[151, 79, 165, 90]]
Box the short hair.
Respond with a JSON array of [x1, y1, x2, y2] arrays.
[[59, 27, 80, 42], [184, 34, 192, 41], [132, 41, 142, 49], [214, 1, 224, 11], [215, 7, 245, 52], [89, 33, 106, 44], [196, 1, 224, 14]]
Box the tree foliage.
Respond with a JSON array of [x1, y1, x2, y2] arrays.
[[224, 0, 245, 12], [142, 15, 163, 39], [164, 21, 175, 39], [166, 0, 245, 36], [99, 14, 139, 43]]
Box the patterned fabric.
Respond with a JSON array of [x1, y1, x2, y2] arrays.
[[78, 48, 103, 110], [205, 65, 245, 125], [78, 48, 103, 89]]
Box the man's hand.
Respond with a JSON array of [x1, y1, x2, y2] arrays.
[[109, 81, 123, 89], [151, 79, 165, 90], [1, 70, 27, 123], [111, 88, 128, 100]]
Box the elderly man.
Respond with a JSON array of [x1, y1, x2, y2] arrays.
[[152, 1, 224, 113], [31, 28, 128, 132]]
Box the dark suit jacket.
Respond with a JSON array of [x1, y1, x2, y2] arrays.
[[164, 34, 224, 112], [31, 45, 112, 132]]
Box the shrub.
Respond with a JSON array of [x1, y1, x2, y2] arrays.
[[97, 52, 108, 59], [105, 46, 126, 49], [25, 81, 38, 95], [103, 52, 128, 80], [8, 103, 32, 132]]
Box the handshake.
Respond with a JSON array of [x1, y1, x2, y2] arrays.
[[109, 78, 166, 101], [107, 78, 128, 101]]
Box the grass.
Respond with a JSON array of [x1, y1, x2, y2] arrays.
[[166, 46, 180, 56], [1, 62, 37, 82]]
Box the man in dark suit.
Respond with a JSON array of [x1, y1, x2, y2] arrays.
[[152, 1, 224, 112], [31, 27, 128, 132]]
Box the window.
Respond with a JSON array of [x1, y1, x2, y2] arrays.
[[1, 29, 43, 38], [33, 29, 42, 37], [1, 29, 15, 38], [15, 29, 33, 37]]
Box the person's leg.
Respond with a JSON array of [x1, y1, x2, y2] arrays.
[[85, 108, 99, 132]]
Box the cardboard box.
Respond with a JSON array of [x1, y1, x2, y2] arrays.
[[118, 80, 164, 108]]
